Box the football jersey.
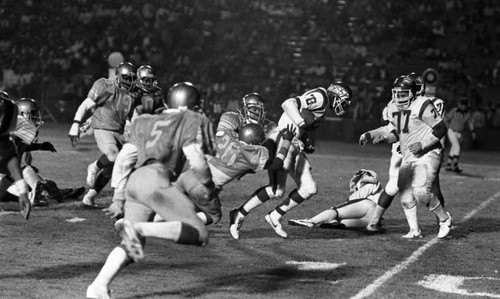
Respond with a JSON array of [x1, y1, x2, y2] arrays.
[[88, 78, 140, 133], [382, 99, 401, 156], [128, 110, 215, 180], [386, 97, 443, 162], [10, 116, 38, 145], [348, 182, 382, 204], [138, 86, 165, 115], [208, 130, 269, 187], [0, 135, 17, 166], [291, 87, 330, 119]]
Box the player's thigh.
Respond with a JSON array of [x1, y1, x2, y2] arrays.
[[176, 170, 222, 219], [337, 199, 375, 223], [292, 152, 316, 189], [93, 129, 123, 161], [412, 153, 440, 190]]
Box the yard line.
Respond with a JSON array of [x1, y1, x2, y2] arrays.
[[350, 190, 500, 299]]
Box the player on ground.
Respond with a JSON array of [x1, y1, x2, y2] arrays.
[[359, 75, 452, 238], [86, 82, 216, 299], [68, 62, 141, 207], [288, 169, 383, 229], [229, 82, 353, 239], [0, 91, 31, 219], [363, 73, 447, 233]]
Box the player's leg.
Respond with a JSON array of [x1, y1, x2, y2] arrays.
[[446, 129, 461, 172], [367, 150, 401, 231], [399, 162, 422, 238], [176, 170, 222, 225], [229, 168, 288, 239], [266, 152, 317, 238]]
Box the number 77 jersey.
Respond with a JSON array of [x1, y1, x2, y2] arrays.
[[386, 96, 444, 162]]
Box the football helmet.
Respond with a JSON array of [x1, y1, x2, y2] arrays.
[[238, 123, 265, 145], [327, 81, 353, 116], [240, 93, 267, 124], [166, 82, 202, 111], [349, 169, 379, 193], [115, 62, 135, 91], [136, 65, 156, 93], [406, 72, 425, 96], [392, 75, 416, 110], [17, 98, 43, 127], [0, 93, 18, 136]]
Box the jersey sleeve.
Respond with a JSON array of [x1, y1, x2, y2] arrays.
[[10, 116, 37, 145], [420, 100, 443, 128], [240, 143, 270, 172], [217, 112, 241, 133], [296, 88, 329, 115], [88, 78, 114, 106]]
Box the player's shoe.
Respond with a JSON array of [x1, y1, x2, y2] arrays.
[[453, 167, 463, 173], [366, 222, 383, 232], [114, 218, 124, 231], [86, 284, 111, 299], [229, 209, 244, 240], [288, 219, 315, 228], [319, 221, 347, 229], [265, 213, 287, 238], [82, 189, 99, 208], [402, 229, 422, 239], [60, 186, 86, 200], [437, 212, 453, 239], [86, 161, 100, 188], [117, 220, 144, 262]]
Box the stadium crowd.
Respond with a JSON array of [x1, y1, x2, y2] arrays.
[[1, 0, 500, 127]]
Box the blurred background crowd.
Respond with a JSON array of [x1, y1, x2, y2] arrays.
[[1, 0, 500, 129]]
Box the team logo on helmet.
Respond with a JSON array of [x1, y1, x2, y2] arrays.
[[327, 81, 353, 116]]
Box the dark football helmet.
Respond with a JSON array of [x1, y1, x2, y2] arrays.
[[238, 123, 265, 145], [327, 81, 353, 116], [166, 82, 202, 111], [17, 98, 43, 127], [392, 75, 416, 110], [349, 169, 379, 193], [0, 92, 18, 136], [136, 65, 156, 93], [115, 62, 135, 91], [406, 72, 425, 96], [241, 93, 267, 124]]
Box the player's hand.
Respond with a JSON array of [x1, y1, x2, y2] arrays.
[[69, 122, 80, 147], [18, 193, 31, 220], [103, 200, 124, 221], [372, 134, 387, 144], [280, 124, 296, 142], [268, 157, 284, 171], [408, 142, 423, 155], [40, 142, 57, 153], [359, 132, 371, 147]]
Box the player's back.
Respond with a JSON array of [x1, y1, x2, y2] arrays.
[[128, 110, 214, 180]]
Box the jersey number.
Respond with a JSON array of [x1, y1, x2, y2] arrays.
[[146, 120, 173, 149], [216, 134, 238, 165], [392, 110, 411, 134]]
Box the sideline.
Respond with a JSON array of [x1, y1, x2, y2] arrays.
[[350, 190, 500, 299]]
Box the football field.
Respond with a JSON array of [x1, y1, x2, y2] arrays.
[[1, 124, 500, 299]]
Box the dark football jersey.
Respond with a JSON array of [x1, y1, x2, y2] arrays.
[[88, 78, 139, 133], [0, 135, 17, 167], [217, 111, 277, 137], [138, 86, 165, 114], [128, 110, 215, 180]]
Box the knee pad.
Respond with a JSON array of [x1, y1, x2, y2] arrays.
[[385, 181, 399, 197], [177, 222, 207, 246], [298, 181, 317, 199]]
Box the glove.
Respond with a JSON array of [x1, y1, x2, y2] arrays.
[[280, 124, 296, 142], [268, 158, 284, 171], [303, 144, 316, 154], [359, 132, 372, 147], [69, 122, 80, 146], [40, 142, 57, 153]]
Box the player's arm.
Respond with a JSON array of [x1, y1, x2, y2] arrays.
[[69, 98, 96, 144], [6, 152, 30, 220], [183, 142, 214, 189], [281, 97, 306, 127], [26, 141, 56, 153], [409, 102, 447, 155], [103, 142, 138, 220], [359, 124, 398, 146], [265, 125, 296, 171]]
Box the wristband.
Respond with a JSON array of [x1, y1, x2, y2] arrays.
[[112, 189, 126, 202], [14, 179, 28, 195], [73, 120, 81, 124], [297, 120, 305, 127]]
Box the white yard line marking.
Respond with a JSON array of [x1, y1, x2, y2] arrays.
[[351, 191, 500, 299], [418, 274, 500, 298], [286, 261, 346, 271]]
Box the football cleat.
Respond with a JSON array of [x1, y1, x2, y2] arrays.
[[86, 284, 111, 299], [402, 229, 422, 239], [265, 213, 287, 238], [288, 219, 315, 228], [117, 220, 144, 262], [229, 209, 244, 240], [82, 190, 99, 208], [86, 161, 100, 188], [437, 212, 453, 239], [60, 186, 86, 200]]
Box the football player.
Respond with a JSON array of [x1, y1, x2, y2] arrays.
[[68, 62, 142, 207], [86, 82, 216, 299], [359, 75, 452, 239], [11, 98, 85, 204], [289, 169, 383, 229], [362, 73, 447, 234], [229, 82, 353, 239], [0, 91, 31, 219], [134, 65, 165, 115]]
